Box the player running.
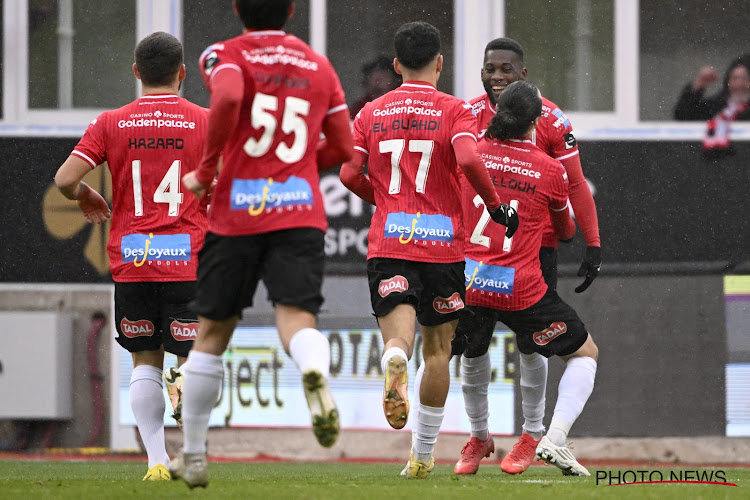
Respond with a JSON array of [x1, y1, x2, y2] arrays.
[[54, 32, 208, 481], [454, 37, 602, 475], [457, 80, 598, 476], [340, 21, 518, 479], [170, 0, 353, 488]]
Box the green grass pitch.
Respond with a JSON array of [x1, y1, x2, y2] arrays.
[[0, 460, 748, 499]]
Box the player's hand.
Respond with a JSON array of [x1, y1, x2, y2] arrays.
[[77, 183, 111, 224], [488, 203, 519, 238], [206, 179, 218, 204], [182, 170, 209, 199], [575, 246, 601, 293]]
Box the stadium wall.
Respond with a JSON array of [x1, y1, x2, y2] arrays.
[[0, 137, 746, 456]]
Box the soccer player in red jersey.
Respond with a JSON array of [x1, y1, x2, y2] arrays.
[[450, 37, 602, 475], [54, 32, 208, 481], [173, 0, 353, 488], [457, 80, 598, 476], [340, 21, 518, 479]]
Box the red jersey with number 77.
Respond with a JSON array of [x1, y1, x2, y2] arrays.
[[198, 31, 347, 236], [463, 138, 570, 311], [352, 82, 479, 263], [71, 94, 209, 283]]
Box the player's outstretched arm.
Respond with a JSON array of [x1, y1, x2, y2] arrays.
[[54, 155, 111, 224], [454, 135, 519, 238], [185, 68, 244, 198], [550, 202, 576, 243], [317, 109, 353, 171], [340, 150, 375, 205], [560, 154, 601, 293]]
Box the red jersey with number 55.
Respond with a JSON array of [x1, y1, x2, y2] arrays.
[[352, 82, 478, 263], [71, 94, 209, 283], [199, 31, 347, 236], [463, 138, 569, 310]]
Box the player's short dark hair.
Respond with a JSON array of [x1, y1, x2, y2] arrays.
[[485, 80, 541, 141], [484, 37, 524, 62], [134, 32, 184, 87], [394, 21, 441, 71], [235, 0, 293, 30]]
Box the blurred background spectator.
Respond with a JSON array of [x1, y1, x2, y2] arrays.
[[349, 55, 401, 119], [673, 54, 750, 121]]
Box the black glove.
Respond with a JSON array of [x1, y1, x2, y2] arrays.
[[488, 203, 519, 238], [575, 246, 601, 293]]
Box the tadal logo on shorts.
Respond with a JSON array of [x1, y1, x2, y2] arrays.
[[170, 320, 198, 341], [121, 318, 155, 338], [433, 292, 464, 314], [533, 322, 567, 346], [378, 275, 408, 297]]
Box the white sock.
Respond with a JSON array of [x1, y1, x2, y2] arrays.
[[410, 362, 425, 448], [289, 328, 331, 377], [460, 353, 491, 441], [182, 350, 224, 454], [130, 365, 170, 468], [413, 404, 444, 462], [547, 356, 597, 446], [520, 352, 548, 439], [380, 346, 408, 374]]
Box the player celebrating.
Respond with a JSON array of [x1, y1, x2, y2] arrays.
[[461, 80, 598, 476], [452, 37, 602, 475], [171, 0, 353, 488], [54, 32, 208, 481], [340, 21, 518, 479]]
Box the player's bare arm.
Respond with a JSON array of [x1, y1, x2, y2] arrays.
[[340, 149, 375, 205], [54, 155, 111, 224], [317, 109, 354, 171]]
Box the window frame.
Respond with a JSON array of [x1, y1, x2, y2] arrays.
[[2, 0, 748, 141], [0, 0, 182, 137]]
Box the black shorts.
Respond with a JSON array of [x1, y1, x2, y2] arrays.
[[114, 281, 197, 357], [539, 246, 558, 291], [367, 258, 465, 327], [195, 228, 325, 321], [454, 288, 588, 358]]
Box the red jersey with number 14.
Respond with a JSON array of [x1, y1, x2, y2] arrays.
[[463, 138, 569, 310], [352, 82, 478, 263], [72, 94, 209, 283], [199, 31, 347, 236]]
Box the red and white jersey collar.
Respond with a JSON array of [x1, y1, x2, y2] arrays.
[[244, 30, 286, 37], [400, 81, 437, 90]]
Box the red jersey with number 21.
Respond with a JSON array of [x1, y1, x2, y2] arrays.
[[463, 138, 569, 310], [72, 95, 208, 283], [199, 31, 347, 236], [352, 82, 478, 263]]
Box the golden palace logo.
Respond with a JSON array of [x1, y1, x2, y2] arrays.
[[42, 165, 112, 275]]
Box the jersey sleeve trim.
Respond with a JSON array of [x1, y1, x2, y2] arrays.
[[550, 201, 570, 211], [353, 145, 369, 155], [554, 150, 579, 161], [209, 63, 242, 82], [326, 103, 348, 116], [451, 132, 477, 144], [71, 150, 97, 168]]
